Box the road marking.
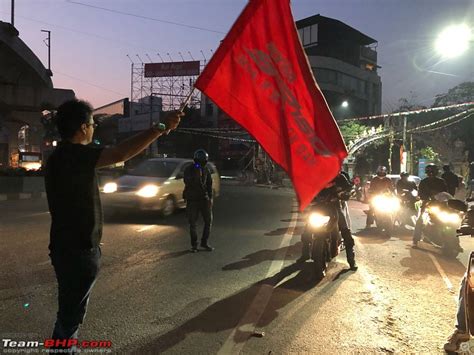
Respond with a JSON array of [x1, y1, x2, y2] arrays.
[[136, 225, 156, 233], [427, 253, 458, 303], [26, 212, 50, 217], [218, 201, 299, 355]]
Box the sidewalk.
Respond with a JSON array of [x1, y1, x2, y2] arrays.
[[0, 192, 47, 201]]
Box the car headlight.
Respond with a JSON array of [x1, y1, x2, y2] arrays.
[[372, 195, 400, 213], [308, 213, 330, 228], [136, 184, 159, 198], [103, 182, 117, 193], [436, 211, 461, 225]]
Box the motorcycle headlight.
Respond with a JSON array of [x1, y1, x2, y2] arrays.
[[372, 195, 400, 213], [136, 184, 159, 198], [411, 190, 418, 197], [436, 211, 461, 225], [308, 213, 330, 228], [103, 182, 117, 193]]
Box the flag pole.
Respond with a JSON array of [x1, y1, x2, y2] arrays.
[[179, 87, 196, 113]]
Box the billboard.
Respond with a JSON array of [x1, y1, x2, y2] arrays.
[[144, 61, 200, 77]]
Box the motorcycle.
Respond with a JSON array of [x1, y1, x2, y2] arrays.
[[419, 192, 467, 258], [371, 192, 400, 236], [397, 188, 418, 228], [303, 194, 344, 278]]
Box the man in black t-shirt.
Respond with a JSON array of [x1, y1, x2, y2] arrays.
[[45, 99, 182, 346], [412, 164, 447, 247], [441, 165, 459, 196]]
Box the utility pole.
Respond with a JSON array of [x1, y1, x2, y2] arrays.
[[11, 0, 14, 27], [402, 116, 407, 173], [41, 30, 52, 76]]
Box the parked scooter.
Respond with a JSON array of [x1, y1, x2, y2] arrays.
[[418, 192, 467, 258]]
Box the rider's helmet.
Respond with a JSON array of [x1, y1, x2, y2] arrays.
[[442, 164, 450, 172], [425, 164, 439, 177], [376, 166, 387, 177], [193, 149, 209, 167], [400, 172, 409, 179]]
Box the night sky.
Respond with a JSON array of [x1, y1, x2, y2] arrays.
[[1, 0, 473, 111]]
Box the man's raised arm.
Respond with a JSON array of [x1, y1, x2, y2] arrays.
[[96, 111, 183, 168]]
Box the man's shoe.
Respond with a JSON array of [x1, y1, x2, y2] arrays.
[[296, 256, 310, 263], [190, 247, 198, 253], [349, 261, 358, 271], [412, 241, 418, 249], [444, 329, 470, 352], [201, 245, 214, 251]]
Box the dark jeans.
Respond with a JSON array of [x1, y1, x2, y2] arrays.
[[187, 199, 213, 247], [50, 247, 101, 345], [413, 206, 426, 242]]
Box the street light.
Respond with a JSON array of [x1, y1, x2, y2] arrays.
[[435, 24, 472, 59], [341, 100, 349, 108]]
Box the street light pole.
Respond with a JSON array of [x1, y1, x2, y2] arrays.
[[41, 30, 52, 76], [11, 0, 15, 27]]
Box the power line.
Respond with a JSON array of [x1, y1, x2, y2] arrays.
[[55, 71, 128, 96], [66, 0, 225, 35]]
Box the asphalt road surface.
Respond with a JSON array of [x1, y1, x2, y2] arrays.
[[1, 183, 473, 353]]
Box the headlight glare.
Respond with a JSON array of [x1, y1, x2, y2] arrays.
[[308, 213, 330, 228], [436, 211, 461, 225], [372, 195, 400, 213], [103, 182, 117, 193], [136, 184, 159, 198]]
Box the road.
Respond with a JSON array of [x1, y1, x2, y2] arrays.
[[1, 183, 473, 353]]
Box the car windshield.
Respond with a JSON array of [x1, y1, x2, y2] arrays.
[[128, 161, 178, 178]]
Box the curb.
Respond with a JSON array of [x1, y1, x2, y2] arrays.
[[0, 192, 46, 201]]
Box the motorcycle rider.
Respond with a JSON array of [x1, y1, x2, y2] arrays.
[[299, 172, 358, 271], [441, 164, 459, 197], [466, 161, 474, 200], [183, 149, 214, 252], [396, 172, 417, 196], [412, 164, 448, 248], [366, 166, 394, 228]]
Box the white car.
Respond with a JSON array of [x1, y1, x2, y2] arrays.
[[101, 158, 220, 216]]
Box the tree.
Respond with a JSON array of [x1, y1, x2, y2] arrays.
[[338, 121, 367, 142], [433, 82, 474, 107], [431, 81, 474, 161]]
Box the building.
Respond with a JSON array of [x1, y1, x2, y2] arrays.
[[0, 21, 74, 169], [296, 14, 382, 119], [199, 14, 382, 167]]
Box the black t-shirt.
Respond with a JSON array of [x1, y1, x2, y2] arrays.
[[396, 179, 417, 194], [418, 176, 447, 200], [441, 171, 459, 189], [45, 142, 104, 251]]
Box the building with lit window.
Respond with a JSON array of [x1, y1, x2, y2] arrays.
[[296, 14, 382, 120]]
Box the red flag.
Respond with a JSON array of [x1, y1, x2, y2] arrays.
[[195, 0, 347, 210]]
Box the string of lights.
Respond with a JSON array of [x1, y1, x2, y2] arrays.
[[175, 129, 256, 143], [340, 101, 474, 122], [410, 112, 474, 134], [407, 109, 473, 133]]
